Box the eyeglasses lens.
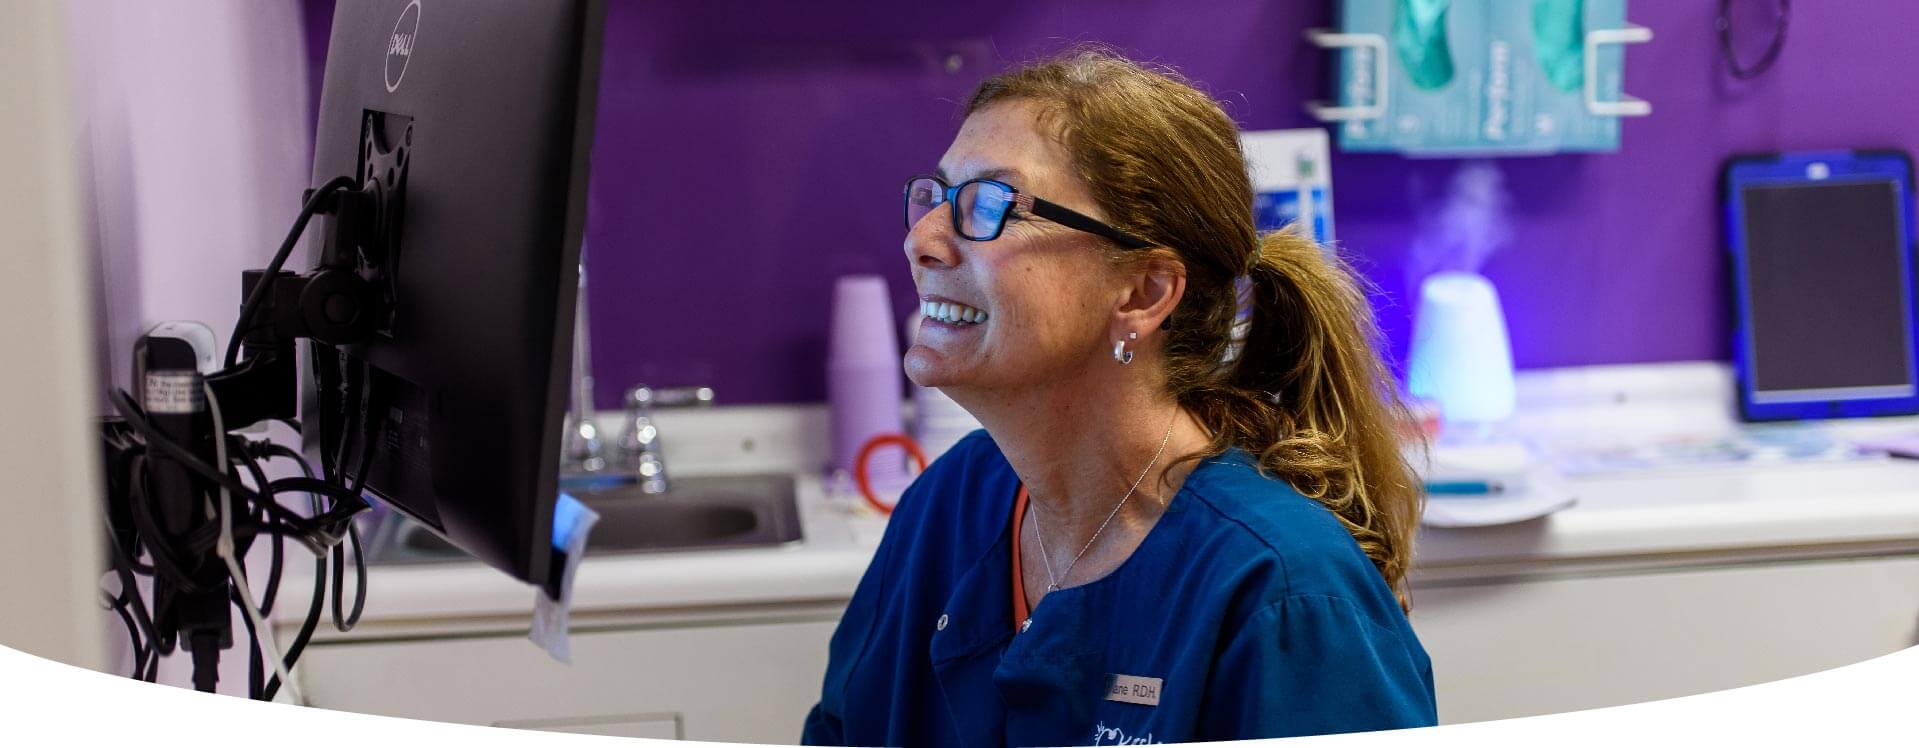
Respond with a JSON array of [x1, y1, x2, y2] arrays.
[[958, 181, 1012, 240], [905, 178, 942, 230]]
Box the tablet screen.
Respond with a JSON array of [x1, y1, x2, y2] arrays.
[[1739, 179, 1915, 403]]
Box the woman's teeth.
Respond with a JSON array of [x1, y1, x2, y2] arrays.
[[922, 300, 989, 325]]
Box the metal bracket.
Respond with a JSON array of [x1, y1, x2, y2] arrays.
[[1304, 29, 1390, 122], [1585, 25, 1654, 117]]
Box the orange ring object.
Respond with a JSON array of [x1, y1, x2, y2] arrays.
[[854, 433, 928, 516]]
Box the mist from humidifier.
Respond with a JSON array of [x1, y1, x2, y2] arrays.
[[1409, 161, 1511, 278], [1406, 161, 1517, 426]]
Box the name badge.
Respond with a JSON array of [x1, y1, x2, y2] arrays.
[[1105, 674, 1163, 706]]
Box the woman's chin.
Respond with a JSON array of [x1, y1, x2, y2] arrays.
[[903, 345, 967, 389]]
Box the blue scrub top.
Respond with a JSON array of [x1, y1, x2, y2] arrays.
[[803, 430, 1436, 745]]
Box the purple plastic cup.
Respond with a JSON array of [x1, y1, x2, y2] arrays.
[[829, 275, 905, 478]]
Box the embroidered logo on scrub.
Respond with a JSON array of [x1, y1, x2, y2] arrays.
[[1104, 673, 1162, 706], [1092, 721, 1158, 746]]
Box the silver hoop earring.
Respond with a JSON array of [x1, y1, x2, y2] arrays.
[[1113, 332, 1137, 365]]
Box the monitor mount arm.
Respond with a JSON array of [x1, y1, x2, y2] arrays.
[[209, 172, 403, 428]]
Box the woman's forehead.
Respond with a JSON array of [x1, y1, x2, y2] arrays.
[[938, 101, 1075, 192]]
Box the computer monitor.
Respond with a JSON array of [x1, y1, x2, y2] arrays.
[[304, 0, 606, 594]]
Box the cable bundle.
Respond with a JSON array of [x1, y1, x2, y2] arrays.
[[97, 176, 382, 701]]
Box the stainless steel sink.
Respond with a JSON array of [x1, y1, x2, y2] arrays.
[[366, 473, 802, 565]]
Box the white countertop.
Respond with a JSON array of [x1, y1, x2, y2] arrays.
[[276, 362, 1919, 632], [274, 473, 890, 632]]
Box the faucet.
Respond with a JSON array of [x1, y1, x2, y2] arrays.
[[618, 384, 714, 494], [559, 251, 716, 490], [561, 261, 606, 476]]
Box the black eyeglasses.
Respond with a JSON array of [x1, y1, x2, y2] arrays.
[[903, 175, 1152, 249]]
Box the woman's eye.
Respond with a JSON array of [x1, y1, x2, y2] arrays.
[[970, 202, 1002, 225]]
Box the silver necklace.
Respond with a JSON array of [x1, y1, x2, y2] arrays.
[[1031, 410, 1179, 594]]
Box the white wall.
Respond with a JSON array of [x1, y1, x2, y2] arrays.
[[0, 0, 106, 671], [69, 0, 314, 399]]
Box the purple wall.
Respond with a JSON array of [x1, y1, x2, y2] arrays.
[[303, 2, 1919, 407]]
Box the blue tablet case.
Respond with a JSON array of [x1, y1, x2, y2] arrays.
[[1723, 150, 1919, 422]]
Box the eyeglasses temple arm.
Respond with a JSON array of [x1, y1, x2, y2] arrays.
[[1025, 196, 1154, 249]]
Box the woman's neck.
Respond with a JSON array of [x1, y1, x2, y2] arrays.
[[950, 363, 1211, 538]]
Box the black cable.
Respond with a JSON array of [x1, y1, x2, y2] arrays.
[[123, 554, 155, 576], [321, 354, 361, 486], [120, 550, 154, 576], [257, 442, 307, 465], [262, 542, 326, 702], [220, 440, 269, 701], [125, 446, 337, 552], [117, 394, 326, 598], [330, 522, 370, 632], [1718, 0, 1789, 80], [170, 494, 321, 567], [226, 175, 358, 369], [250, 482, 339, 540], [259, 497, 285, 614], [282, 358, 376, 545], [255, 447, 340, 542], [107, 592, 158, 686], [227, 534, 264, 701], [111, 390, 266, 505], [102, 518, 170, 657], [264, 453, 324, 702], [178, 515, 315, 554], [101, 591, 148, 680], [258, 479, 365, 554], [110, 377, 360, 700], [231, 585, 263, 700], [107, 517, 164, 682], [231, 447, 284, 614], [331, 373, 380, 632], [239, 435, 345, 701], [265, 478, 366, 513], [330, 530, 347, 629]]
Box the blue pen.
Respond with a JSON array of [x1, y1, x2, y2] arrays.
[[1425, 480, 1507, 496]]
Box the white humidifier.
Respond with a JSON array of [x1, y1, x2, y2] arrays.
[[1406, 271, 1516, 428]]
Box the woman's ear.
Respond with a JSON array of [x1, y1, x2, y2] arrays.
[[1115, 258, 1186, 336]]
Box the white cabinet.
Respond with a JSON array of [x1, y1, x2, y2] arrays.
[[291, 533, 1919, 740], [297, 613, 840, 743], [1410, 555, 1919, 724], [297, 555, 1919, 739], [494, 714, 684, 739]]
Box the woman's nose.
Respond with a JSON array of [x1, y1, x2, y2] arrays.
[[905, 205, 962, 270]]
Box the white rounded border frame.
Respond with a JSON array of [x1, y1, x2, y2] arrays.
[[2, 642, 1916, 745]]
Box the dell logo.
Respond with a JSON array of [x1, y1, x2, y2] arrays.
[[384, 0, 421, 93], [389, 31, 413, 58]]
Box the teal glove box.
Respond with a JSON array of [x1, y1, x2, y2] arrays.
[[1307, 0, 1650, 155]]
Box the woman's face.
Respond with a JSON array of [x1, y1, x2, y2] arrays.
[[903, 99, 1123, 393]]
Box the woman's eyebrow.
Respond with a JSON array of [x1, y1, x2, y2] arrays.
[[936, 165, 1025, 184]]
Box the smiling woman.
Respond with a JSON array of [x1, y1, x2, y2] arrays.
[[803, 48, 1435, 745]]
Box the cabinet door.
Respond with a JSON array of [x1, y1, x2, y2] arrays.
[[297, 617, 838, 743], [495, 713, 682, 739], [1410, 555, 1919, 724]]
